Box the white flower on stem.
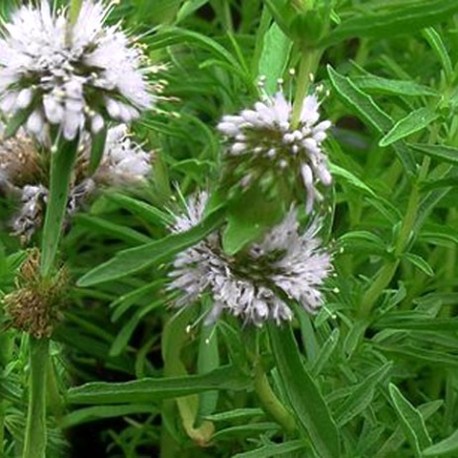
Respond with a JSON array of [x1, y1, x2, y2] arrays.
[[218, 91, 332, 212], [0, 0, 153, 142], [169, 193, 332, 326], [93, 124, 152, 185]]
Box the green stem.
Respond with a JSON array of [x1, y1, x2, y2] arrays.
[[23, 338, 49, 458], [359, 261, 399, 319], [253, 360, 296, 435], [291, 49, 322, 128], [358, 158, 430, 318], [66, 0, 83, 45], [69, 0, 83, 25]]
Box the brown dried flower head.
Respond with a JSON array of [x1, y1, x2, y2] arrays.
[[3, 249, 69, 338]]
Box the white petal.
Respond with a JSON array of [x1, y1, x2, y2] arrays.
[[91, 114, 105, 134], [16, 88, 33, 109], [26, 110, 44, 134]]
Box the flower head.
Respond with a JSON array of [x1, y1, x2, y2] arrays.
[[169, 192, 332, 326], [0, 127, 41, 188], [92, 124, 152, 186], [0, 0, 153, 142], [218, 91, 332, 212], [1, 123, 151, 242]]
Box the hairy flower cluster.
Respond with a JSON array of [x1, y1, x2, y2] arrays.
[[218, 91, 332, 212], [92, 125, 151, 186], [0, 0, 153, 142], [169, 193, 332, 326], [3, 249, 68, 338], [0, 124, 152, 242]]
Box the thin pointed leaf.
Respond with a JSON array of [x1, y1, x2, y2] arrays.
[[268, 323, 340, 458], [389, 383, 432, 457], [77, 207, 225, 286], [327, 66, 416, 174], [41, 136, 79, 275], [379, 108, 438, 147]]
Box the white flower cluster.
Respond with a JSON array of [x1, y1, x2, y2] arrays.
[[218, 92, 331, 212], [1, 124, 151, 241], [0, 0, 153, 142], [169, 193, 332, 326], [93, 125, 151, 186]]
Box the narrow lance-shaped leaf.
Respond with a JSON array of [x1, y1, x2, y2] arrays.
[[389, 383, 432, 457], [379, 108, 438, 147], [423, 429, 458, 456], [351, 75, 438, 97], [320, 0, 458, 47], [268, 323, 340, 458], [66, 364, 251, 405], [258, 22, 292, 94], [77, 207, 225, 287], [422, 27, 454, 82], [335, 362, 392, 426], [41, 136, 79, 276], [327, 66, 416, 174], [87, 126, 107, 174], [410, 143, 458, 166]]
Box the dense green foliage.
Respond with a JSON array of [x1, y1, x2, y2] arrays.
[[2, 0, 458, 457]]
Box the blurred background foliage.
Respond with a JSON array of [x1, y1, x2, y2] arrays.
[[1, 0, 458, 457]]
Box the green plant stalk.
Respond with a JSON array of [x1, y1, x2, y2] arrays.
[[69, 0, 83, 25], [253, 360, 296, 435], [23, 338, 49, 458], [291, 49, 322, 128], [25, 113, 79, 457], [359, 157, 430, 318]]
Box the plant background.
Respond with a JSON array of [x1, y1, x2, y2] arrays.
[[2, 0, 458, 457]]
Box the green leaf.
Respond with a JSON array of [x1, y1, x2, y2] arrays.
[[423, 429, 458, 456], [329, 164, 376, 197], [149, 27, 241, 72], [258, 23, 292, 94], [232, 439, 307, 458], [66, 365, 251, 405], [77, 207, 225, 287], [410, 143, 458, 166], [170, 159, 214, 181], [74, 214, 151, 245], [87, 126, 107, 174], [352, 75, 438, 97], [335, 362, 392, 426], [176, 0, 209, 23], [321, 0, 458, 46], [268, 324, 340, 458], [41, 136, 79, 276], [222, 186, 283, 255], [403, 253, 434, 276], [62, 404, 156, 428], [376, 401, 443, 458], [205, 408, 264, 422], [311, 328, 340, 376], [3, 106, 35, 139], [105, 192, 174, 226], [327, 66, 416, 174], [422, 28, 453, 82], [197, 323, 220, 422], [389, 383, 432, 457], [108, 313, 140, 357], [379, 108, 438, 147], [265, 0, 296, 39]]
